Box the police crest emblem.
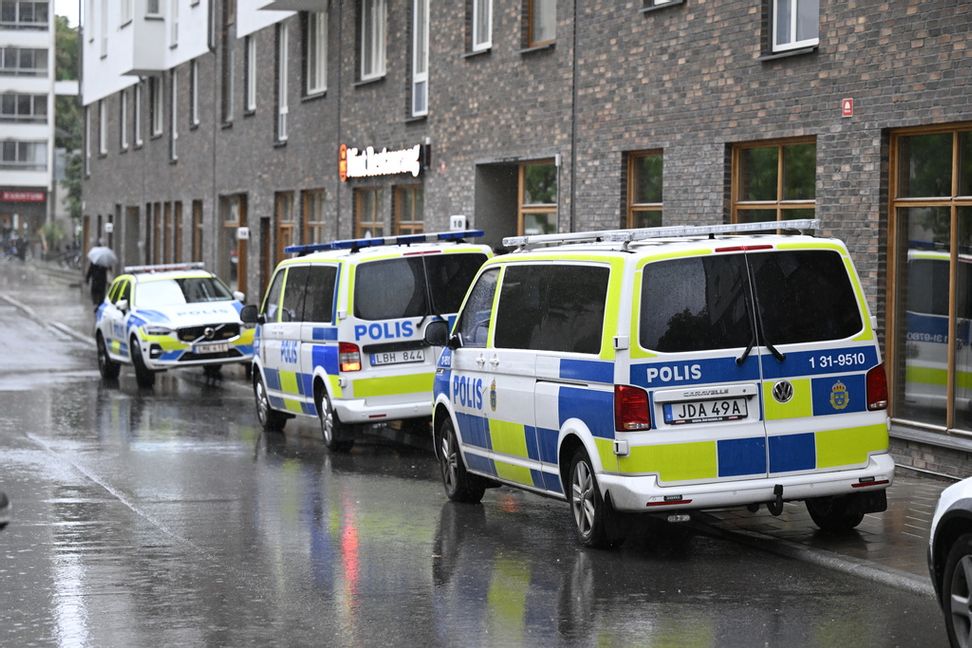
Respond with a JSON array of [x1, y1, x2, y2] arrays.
[[829, 380, 849, 410], [489, 380, 497, 411]]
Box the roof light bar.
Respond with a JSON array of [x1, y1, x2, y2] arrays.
[[284, 230, 484, 255], [124, 262, 206, 273], [502, 219, 820, 250]]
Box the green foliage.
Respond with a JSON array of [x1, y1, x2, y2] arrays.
[[63, 152, 83, 221], [55, 15, 79, 81], [55, 15, 82, 224]]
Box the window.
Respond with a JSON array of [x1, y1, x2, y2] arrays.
[[471, 0, 491, 51], [394, 185, 423, 234], [0, 92, 46, 122], [244, 36, 256, 112], [98, 99, 106, 155], [274, 192, 296, 264], [173, 202, 183, 262], [518, 160, 557, 235], [305, 10, 327, 95], [627, 150, 662, 228], [261, 270, 285, 323], [150, 76, 163, 136], [303, 265, 338, 324], [281, 266, 310, 322], [527, 0, 555, 47], [220, 0, 235, 124], [0, 140, 47, 170], [360, 0, 386, 81], [99, 0, 107, 57], [889, 125, 972, 431], [84, 107, 90, 175], [411, 0, 428, 116], [456, 268, 499, 348], [772, 0, 819, 52], [0, 47, 48, 75], [170, 0, 179, 46], [146, 0, 160, 16], [354, 188, 383, 237], [119, 89, 128, 150], [302, 189, 325, 244], [731, 138, 815, 223], [120, 0, 132, 24], [190, 60, 199, 126], [191, 200, 203, 261], [276, 24, 288, 141], [134, 81, 143, 145], [494, 264, 608, 355], [0, 1, 50, 28], [169, 70, 178, 161]]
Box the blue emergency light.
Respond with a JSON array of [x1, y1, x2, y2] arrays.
[[284, 229, 484, 255]]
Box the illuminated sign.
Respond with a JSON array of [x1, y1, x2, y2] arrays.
[[340, 144, 427, 181], [0, 190, 45, 203]]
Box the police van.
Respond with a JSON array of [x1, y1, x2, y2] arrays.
[[241, 230, 490, 451], [425, 220, 893, 548], [96, 263, 255, 388]]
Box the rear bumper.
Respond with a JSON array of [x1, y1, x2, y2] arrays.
[[333, 397, 432, 424], [599, 452, 895, 513]]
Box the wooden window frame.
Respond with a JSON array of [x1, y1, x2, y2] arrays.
[[173, 201, 183, 263], [517, 159, 557, 236], [274, 191, 296, 264], [626, 150, 663, 228], [302, 189, 326, 244], [393, 184, 424, 235], [730, 136, 816, 224], [191, 200, 203, 261], [886, 122, 972, 434], [354, 187, 384, 238], [526, 0, 555, 48]]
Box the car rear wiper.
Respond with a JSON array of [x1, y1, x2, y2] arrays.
[[765, 341, 786, 363], [736, 332, 756, 366]]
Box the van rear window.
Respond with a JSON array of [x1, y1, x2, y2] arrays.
[[353, 253, 487, 321]]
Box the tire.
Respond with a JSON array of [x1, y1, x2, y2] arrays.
[[96, 333, 120, 380], [943, 533, 972, 648], [806, 495, 865, 533], [319, 392, 354, 452], [568, 449, 622, 549], [130, 336, 156, 388], [253, 372, 287, 432], [436, 418, 485, 503]]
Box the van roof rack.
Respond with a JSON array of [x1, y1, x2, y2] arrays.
[[124, 262, 206, 273], [285, 229, 485, 256], [502, 219, 820, 251]]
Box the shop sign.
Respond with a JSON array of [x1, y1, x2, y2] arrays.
[[0, 190, 45, 202], [340, 143, 426, 181]]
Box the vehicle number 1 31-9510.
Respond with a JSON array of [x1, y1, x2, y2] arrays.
[[808, 352, 867, 370]]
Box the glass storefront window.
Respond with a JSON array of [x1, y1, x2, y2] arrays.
[[897, 133, 953, 198]]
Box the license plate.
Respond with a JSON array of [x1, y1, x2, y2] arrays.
[[370, 349, 425, 366], [663, 398, 748, 425], [193, 342, 229, 354]]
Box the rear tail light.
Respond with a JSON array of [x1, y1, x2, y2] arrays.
[[614, 385, 652, 431], [339, 342, 362, 372], [866, 363, 888, 411]]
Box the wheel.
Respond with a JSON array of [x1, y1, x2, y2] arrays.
[[130, 337, 156, 388], [96, 333, 120, 380], [568, 449, 622, 548], [943, 533, 972, 648], [437, 418, 485, 503], [806, 495, 865, 532], [318, 392, 354, 452], [253, 372, 287, 432]]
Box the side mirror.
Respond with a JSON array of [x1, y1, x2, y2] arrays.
[[423, 320, 450, 347], [116, 299, 129, 312], [233, 290, 246, 302], [240, 304, 263, 325], [447, 334, 462, 350]]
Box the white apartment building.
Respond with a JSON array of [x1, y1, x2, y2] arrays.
[[0, 0, 73, 238]]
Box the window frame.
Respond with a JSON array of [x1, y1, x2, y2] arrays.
[[626, 149, 663, 228], [305, 9, 327, 96], [189, 59, 199, 127], [244, 35, 256, 113], [393, 184, 424, 235], [771, 0, 820, 53], [169, 69, 178, 161], [471, 0, 491, 52], [302, 189, 326, 244], [353, 187, 384, 238], [98, 99, 107, 155], [170, 0, 179, 47], [730, 136, 816, 224], [359, 0, 386, 81], [150, 75, 164, 136], [410, 0, 428, 117], [276, 22, 288, 142], [526, 0, 556, 48], [517, 159, 558, 236], [119, 89, 128, 151], [134, 81, 143, 146]]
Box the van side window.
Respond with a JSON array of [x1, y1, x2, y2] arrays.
[[354, 258, 429, 320], [261, 270, 286, 323], [750, 250, 862, 344], [640, 256, 753, 353], [494, 264, 609, 355], [302, 265, 338, 324], [281, 266, 310, 323], [455, 268, 499, 348]]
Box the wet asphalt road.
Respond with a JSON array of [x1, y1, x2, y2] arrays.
[[0, 262, 950, 647]]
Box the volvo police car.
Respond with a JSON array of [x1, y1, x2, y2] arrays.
[[96, 263, 255, 387], [241, 230, 490, 452], [425, 219, 893, 548]]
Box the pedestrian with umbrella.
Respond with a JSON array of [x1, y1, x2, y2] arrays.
[[85, 241, 116, 308]]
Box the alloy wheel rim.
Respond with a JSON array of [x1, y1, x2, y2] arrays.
[[98, 340, 106, 371], [950, 555, 972, 648], [322, 401, 334, 443], [441, 430, 457, 492], [571, 461, 595, 537], [255, 380, 268, 425]]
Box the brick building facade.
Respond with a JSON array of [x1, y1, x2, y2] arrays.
[[82, 0, 972, 475]]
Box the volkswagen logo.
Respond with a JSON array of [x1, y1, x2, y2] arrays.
[[203, 327, 216, 340], [772, 380, 794, 404]]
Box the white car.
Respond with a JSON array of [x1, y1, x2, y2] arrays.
[[95, 263, 255, 387], [929, 476, 972, 648]]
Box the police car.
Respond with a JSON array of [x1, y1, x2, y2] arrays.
[[96, 263, 255, 387], [241, 230, 490, 451], [425, 219, 893, 548]]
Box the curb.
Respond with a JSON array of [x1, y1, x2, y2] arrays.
[[0, 293, 91, 345], [689, 512, 936, 599]]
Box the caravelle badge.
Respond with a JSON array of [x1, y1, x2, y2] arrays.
[[772, 380, 794, 404]]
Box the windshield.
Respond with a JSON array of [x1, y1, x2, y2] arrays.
[[353, 253, 487, 320], [136, 277, 234, 307]]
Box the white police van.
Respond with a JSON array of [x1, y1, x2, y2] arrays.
[[426, 220, 893, 547], [241, 230, 490, 451], [96, 263, 254, 387]]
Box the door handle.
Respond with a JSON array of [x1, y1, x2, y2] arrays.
[[488, 356, 499, 368], [476, 355, 486, 367]]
